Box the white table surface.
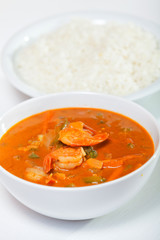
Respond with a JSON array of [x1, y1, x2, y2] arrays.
[[0, 0, 160, 239]]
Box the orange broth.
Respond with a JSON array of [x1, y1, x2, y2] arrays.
[[0, 108, 154, 187]]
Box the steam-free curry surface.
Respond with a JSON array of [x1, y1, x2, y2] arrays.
[[0, 108, 154, 187]]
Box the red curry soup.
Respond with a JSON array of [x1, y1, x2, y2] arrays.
[[0, 108, 154, 187]]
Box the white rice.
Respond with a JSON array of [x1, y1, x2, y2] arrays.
[[14, 19, 160, 96]]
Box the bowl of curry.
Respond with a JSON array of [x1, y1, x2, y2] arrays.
[[0, 92, 159, 220]]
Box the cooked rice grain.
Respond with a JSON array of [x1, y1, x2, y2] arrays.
[[14, 19, 160, 96]]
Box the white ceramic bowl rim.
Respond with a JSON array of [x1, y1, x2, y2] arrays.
[[2, 10, 160, 100], [0, 92, 160, 192]]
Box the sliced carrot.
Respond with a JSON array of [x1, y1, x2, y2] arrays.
[[43, 154, 53, 173], [103, 154, 143, 168], [103, 159, 123, 168], [86, 158, 103, 169], [46, 178, 56, 184], [107, 166, 124, 181], [54, 172, 66, 180], [45, 173, 57, 184]]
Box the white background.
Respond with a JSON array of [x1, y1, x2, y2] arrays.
[[0, 0, 160, 239]]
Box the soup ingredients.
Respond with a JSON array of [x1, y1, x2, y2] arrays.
[[83, 146, 97, 159], [107, 166, 124, 181], [0, 108, 154, 187], [58, 121, 109, 146], [25, 166, 47, 181], [85, 158, 103, 169], [43, 146, 86, 172], [14, 19, 160, 96], [29, 152, 40, 159], [83, 175, 106, 184], [102, 153, 143, 168]]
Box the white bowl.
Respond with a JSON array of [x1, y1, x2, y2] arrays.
[[2, 11, 160, 100], [0, 92, 160, 220]]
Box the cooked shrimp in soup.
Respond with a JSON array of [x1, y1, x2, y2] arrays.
[[0, 108, 154, 187]]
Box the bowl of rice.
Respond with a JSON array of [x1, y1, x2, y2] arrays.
[[2, 11, 160, 99]]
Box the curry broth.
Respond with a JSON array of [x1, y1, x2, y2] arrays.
[[0, 108, 154, 187]]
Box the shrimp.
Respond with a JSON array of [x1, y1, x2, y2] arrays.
[[58, 121, 109, 147], [25, 166, 47, 181], [43, 146, 86, 173]]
